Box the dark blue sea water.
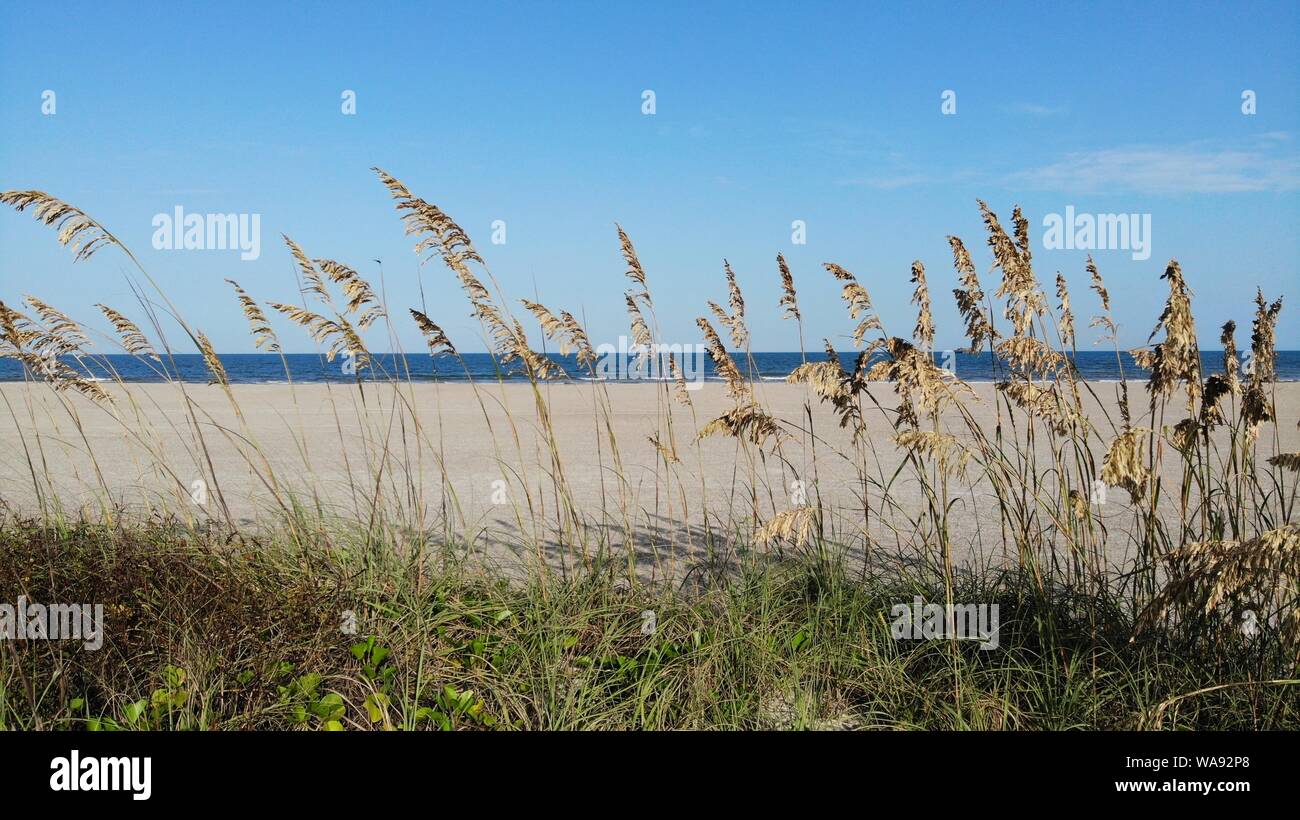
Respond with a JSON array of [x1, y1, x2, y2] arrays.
[[2, 351, 1297, 384]]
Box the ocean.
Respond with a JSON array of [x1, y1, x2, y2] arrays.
[[2, 350, 1298, 384]]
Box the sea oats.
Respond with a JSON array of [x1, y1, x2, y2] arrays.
[[1135, 260, 1200, 401], [342, 278, 384, 329], [315, 258, 357, 285], [409, 309, 456, 356], [281, 235, 329, 303], [707, 300, 731, 331], [1200, 374, 1232, 426], [96, 304, 159, 360], [61, 373, 110, 403], [1055, 273, 1074, 348], [0, 300, 38, 357], [695, 317, 745, 400], [225, 280, 280, 352], [267, 302, 360, 366], [522, 299, 564, 343], [476, 303, 515, 359], [333, 315, 370, 373], [1241, 382, 1274, 439], [1, 299, 108, 401], [504, 318, 563, 380], [559, 311, 596, 367], [315, 258, 385, 328], [1268, 452, 1300, 471], [1085, 258, 1133, 428], [1087, 256, 1111, 312], [666, 353, 693, 405], [1086, 257, 1117, 339], [981, 200, 1044, 336], [1068, 489, 1090, 521], [1101, 427, 1150, 503], [196, 331, 228, 387], [0, 190, 122, 262], [997, 380, 1078, 436], [996, 335, 1067, 379], [949, 235, 994, 352], [894, 429, 971, 479], [755, 505, 817, 549], [268, 302, 326, 333], [372, 168, 494, 312], [866, 336, 968, 428], [1012, 206, 1032, 266], [947, 234, 977, 280], [648, 433, 680, 463], [24, 296, 89, 354], [824, 263, 880, 348], [373, 167, 482, 269], [626, 294, 653, 370], [825, 263, 856, 282], [1171, 417, 1201, 452], [616, 223, 649, 299], [1248, 289, 1282, 384], [787, 360, 850, 401], [1240, 291, 1283, 439], [1220, 320, 1240, 394], [698, 403, 783, 445], [910, 260, 934, 351], [776, 253, 800, 321], [725, 260, 746, 344], [788, 342, 868, 437], [704, 262, 749, 349], [373, 168, 539, 377], [1140, 525, 1300, 658], [522, 299, 596, 367]]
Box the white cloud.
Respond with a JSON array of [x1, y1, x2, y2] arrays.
[[1011, 144, 1300, 194], [1005, 102, 1068, 116], [837, 173, 935, 189]]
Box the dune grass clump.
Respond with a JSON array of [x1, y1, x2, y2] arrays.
[[1, 523, 1296, 731]]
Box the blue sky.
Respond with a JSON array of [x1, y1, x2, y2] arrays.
[[1, 0, 1297, 354]]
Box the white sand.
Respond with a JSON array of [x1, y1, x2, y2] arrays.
[[2, 380, 1296, 574]]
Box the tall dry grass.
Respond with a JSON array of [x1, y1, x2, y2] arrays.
[[0, 175, 1297, 678]]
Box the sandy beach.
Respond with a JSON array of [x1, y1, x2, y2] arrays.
[[2, 380, 1296, 572]]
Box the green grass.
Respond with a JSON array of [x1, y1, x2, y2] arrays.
[[2, 521, 1295, 731]]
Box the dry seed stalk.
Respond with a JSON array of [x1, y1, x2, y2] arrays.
[[910, 260, 934, 351], [755, 505, 817, 549], [282, 235, 329, 303], [409, 309, 457, 356], [96, 304, 159, 359], [0, 190, 121, 262], [225, 280, 280, 352], [949, 235, 995, 352], [777, 253, 800, 322]]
